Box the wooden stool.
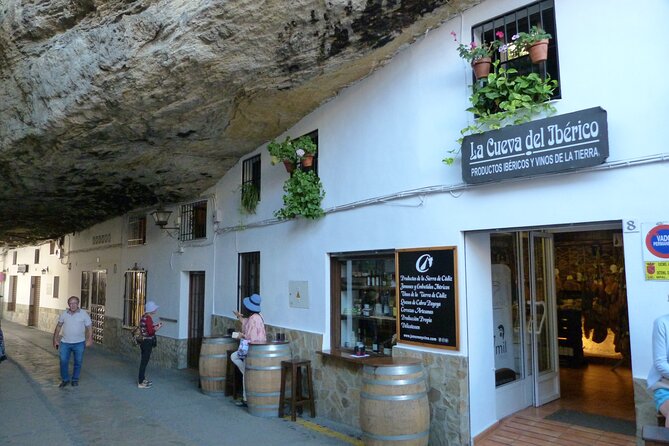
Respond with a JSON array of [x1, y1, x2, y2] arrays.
[[226, 354, 243, 400], [279, 359, 315, 421], [643, 425, 669, 445]]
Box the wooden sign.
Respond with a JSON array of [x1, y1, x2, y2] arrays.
[[396, 247, 458, 350]]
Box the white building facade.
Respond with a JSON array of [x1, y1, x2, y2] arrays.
[[2, 1, 669, 444]]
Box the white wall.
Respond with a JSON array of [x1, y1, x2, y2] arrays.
[[3, 0, 669, 441]]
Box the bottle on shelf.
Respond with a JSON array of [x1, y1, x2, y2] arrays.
[[372, 335, 379, 353]]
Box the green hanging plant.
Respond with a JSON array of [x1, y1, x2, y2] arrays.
[[444, 60, 558, 165], [274, 170, 325, 220], [240, 183, 260, 214]]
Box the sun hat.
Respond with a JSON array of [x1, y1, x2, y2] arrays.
[[243, 294, 262, 312], [145, 301, 159, 313]]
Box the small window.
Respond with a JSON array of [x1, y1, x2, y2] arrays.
[[53, 276, 60, 298], [34, 248, 40, 264], [49, 241, 56, 255], [128, 215, 147, 246], [123, 269, 146, 327], [472, 0, 560, 97], [180, 200, 207, 241], [238, 252, 260, 310], [241, 155, 261, 213], [12, 251, 17, 265]]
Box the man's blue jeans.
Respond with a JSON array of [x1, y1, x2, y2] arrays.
[[59, 341, 85, 382]]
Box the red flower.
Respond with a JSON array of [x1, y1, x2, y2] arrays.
[[496, 31, 504, 39]]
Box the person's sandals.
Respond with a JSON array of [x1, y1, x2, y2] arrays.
[[138, 380, 153, 389]]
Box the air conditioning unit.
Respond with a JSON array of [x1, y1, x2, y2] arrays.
[[17, 264, 29, 273]]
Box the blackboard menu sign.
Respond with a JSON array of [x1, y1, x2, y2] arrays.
[[396, 247, 458, 350]]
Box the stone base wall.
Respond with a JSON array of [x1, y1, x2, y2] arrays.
[[2, 303, 29, 325], [210, 315, 470, 446], [102, 317, 186, 369]]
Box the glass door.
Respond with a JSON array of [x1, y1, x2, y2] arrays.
[[529, 232, 560, 406], [492, 232, 560, 418]]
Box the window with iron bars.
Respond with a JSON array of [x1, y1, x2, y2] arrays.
[[241, 154, 261, 210], [238, 252, 260, 311], [180, 200, 208, 241], [472, 0, 560, 98]]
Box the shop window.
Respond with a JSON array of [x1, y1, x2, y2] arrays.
[[330, 251, 396, 355], [472, 0, 560, 98], [180, 200, 207, 241], [238, 252, 260, 310], [123, 269, 146, 327], [128, 215, 147, 246]]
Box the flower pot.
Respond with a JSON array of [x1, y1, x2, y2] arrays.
[[472, 57, 492, 80], [528, 39, 549, 64], [300, 154, 314, 168], [283, 160, 295, 173]]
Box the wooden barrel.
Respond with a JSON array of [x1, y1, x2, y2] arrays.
[[360, 358, 430, 446], [245, 341, 291, 417], [199, 336, 238, 395]]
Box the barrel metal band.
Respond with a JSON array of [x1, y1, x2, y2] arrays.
[[363, 364, 423, 375], [362, 429, 429, 442], [201, 354, 228, 359], [246, 365, 282, 371], [362, 377, 424, 386], [246, 391, 282, 397], [200, 376, 226, 381], [247, 354, 290, 359], [360, 391, 427, 401]]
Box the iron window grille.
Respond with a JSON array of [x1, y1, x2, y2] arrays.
[[128, 215, 147, 246], [34, 248, 40, 264], [12, 251, 16, 265], [238, 251, 260, 310], [180, 200, 208, 241], [472, 0, 560, 98], [53, 276, 60, 298], [241, 154, 261, 205], [123, 269, 147, 327]]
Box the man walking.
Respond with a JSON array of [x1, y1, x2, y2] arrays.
[[52, 296, 93, 387]]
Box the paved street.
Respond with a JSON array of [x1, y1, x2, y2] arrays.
[[0, 320, 361, 446]]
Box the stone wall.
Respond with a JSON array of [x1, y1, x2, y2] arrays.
[[103, 317, 186, 369], [210, 314, 470, 445]]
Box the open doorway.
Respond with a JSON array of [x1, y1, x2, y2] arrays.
[[491, 224, 634, 423]]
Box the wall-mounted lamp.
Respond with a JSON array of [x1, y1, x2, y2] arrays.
[[41, 267, 49, 274], [151, 206, 180, 238]]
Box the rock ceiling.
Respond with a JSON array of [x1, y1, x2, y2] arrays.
[[0, 0, 478, 246]]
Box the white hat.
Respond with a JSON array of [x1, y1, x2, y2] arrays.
[[145, 301, 159, 313]]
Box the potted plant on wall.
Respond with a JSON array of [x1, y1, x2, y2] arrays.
[[268, 136, 299, 173], [452, 30, 506, 79], [293, 136, 318, 169], [511, 26, 552, 64], [443, 60, 558, 165], [274, 169, 325, 220], [240, 182, 260, 214]]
